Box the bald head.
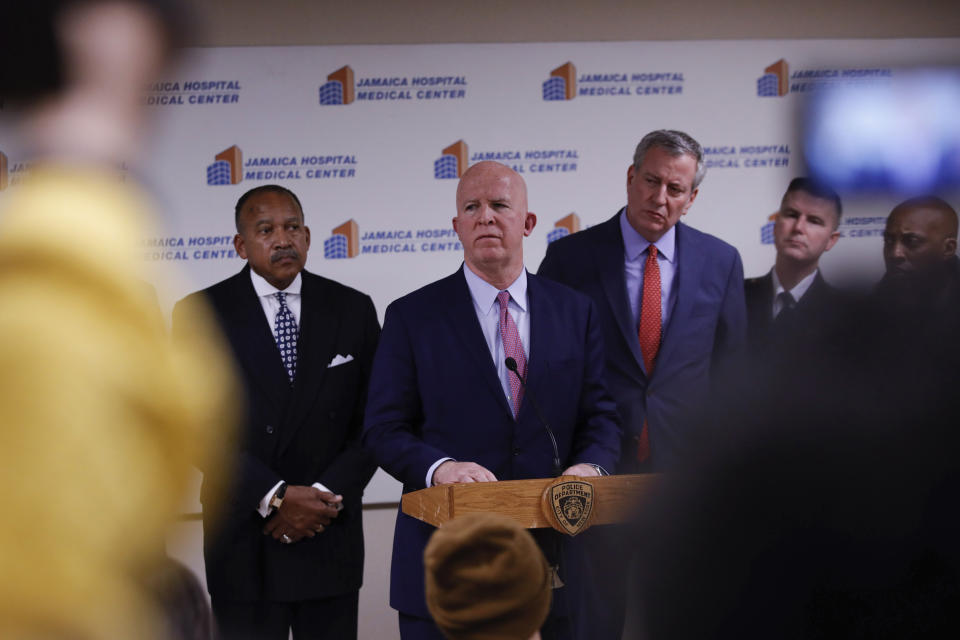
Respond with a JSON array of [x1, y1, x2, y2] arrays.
[[456, 161, 528, 212], [452, 161, 536, 289], [883, 196, 958, 279], [888, 197, 958, 237]]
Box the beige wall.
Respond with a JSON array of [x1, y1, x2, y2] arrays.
[[188, 0, 960, 47]]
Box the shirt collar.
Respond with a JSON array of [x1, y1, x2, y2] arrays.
[[771, 267, 817, 301], [249, 268, 302, 298], [462, 263, 528, 314], [619, 208, 676, 263]]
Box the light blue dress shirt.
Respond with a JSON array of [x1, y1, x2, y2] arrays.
[[461, 263, 531, 410], [620, 208, 678, 333], [425, 264, 530, 487]]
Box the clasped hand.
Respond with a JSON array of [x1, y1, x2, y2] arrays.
[[264, 485, 342, 544]]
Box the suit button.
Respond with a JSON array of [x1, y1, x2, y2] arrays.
[[512, 448, 520, 456], [329, 411, 337, 419], [266, 425, 275, 434]]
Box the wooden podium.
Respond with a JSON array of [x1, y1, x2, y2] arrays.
[[401, 474, 659, 536]]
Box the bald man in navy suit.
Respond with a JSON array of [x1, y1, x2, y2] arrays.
[[363, 162, 620, 640]]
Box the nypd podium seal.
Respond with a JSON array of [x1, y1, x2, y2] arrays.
[[541, 478, 595, 536]]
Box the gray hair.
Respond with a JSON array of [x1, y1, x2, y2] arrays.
[[632, 129, 706, 189]]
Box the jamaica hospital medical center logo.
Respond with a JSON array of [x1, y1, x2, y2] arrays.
[[324, 219, 462, 258], [547, 214, 581, 245], [205, 145, 357, 185], [542, 61, 684, 100], [144, 79, 242, 106], [757, 58, 893, 97], [433, 140, 579, 179], [319, 65, 467, 105]]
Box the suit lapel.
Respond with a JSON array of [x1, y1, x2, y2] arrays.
[[228, 267, 289, 410], [657, 223, 705, 370], [797, 271, 827, 311], [443, 268, 514, 419], [748, 272, 774, 336], [278, 271, 339, 454], [524, 274, 554, 419], [595, 213, 645, 372]]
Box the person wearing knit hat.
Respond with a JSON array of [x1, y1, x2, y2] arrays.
[[424, 513, 552, 640]]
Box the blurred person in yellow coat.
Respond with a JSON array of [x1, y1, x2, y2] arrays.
[[0, 1, 237, 638]]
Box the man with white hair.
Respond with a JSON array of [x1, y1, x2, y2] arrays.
[[539, 129, 746, 639]]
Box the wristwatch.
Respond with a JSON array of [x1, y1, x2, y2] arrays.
[[269, 482, 288, 511]]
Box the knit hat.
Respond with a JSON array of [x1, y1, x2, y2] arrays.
[[424, 513, 552, 640]]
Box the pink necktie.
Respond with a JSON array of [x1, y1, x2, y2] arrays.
[[497, 291, 526, 419]]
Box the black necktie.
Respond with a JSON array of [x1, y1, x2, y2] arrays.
[[775, 291, 796, 324]]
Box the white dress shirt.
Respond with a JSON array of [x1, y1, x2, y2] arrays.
[[770, 268, 818, 319], [620, 209, 678, 333], [250, 268, 302, 325], [248, 268, 335, 516]]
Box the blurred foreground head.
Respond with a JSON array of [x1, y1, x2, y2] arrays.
[[0, 2, 236, 638], [425, 513, 552, 640], [0, 0, 188, 165]]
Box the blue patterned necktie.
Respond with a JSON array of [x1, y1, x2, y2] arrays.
[[274, 292, 298, 383]]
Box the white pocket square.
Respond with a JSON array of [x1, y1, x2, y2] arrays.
[[327, 354, 354, 368]]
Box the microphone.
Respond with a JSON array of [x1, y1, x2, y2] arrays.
[[505, 357, 561, 477]]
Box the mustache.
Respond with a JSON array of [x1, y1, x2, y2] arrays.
[[270, 248, 300, 263]]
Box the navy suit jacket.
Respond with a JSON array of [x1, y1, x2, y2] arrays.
[[173, 265, 379, 602], [538, 212, 746, 471], [745, 271, 840, 347], [362, 267, 621, 618]]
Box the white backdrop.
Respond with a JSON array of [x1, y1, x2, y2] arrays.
[[5, 38, 958, 504]]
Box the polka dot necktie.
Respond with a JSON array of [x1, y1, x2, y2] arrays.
[[497, 290, 526, 419], [274, 292, 298, 384], [636, 245, 661, 463]]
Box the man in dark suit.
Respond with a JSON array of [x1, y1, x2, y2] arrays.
[[539, 129, 745, 472], [744, 178, 843, 351], [173, 185, 379, 640], [537, 129, 746, 639], [362, 161, 621, 640]]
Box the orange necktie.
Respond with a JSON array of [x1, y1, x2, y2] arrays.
[[637, 245, 661, 463]]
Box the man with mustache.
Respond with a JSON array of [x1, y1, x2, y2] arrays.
[[363, 161, 620, 639], [744, 178, 844, 350], [878, 196, 960, 311], [538, 129, 746, 639], [174, 185, 380, 640]]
